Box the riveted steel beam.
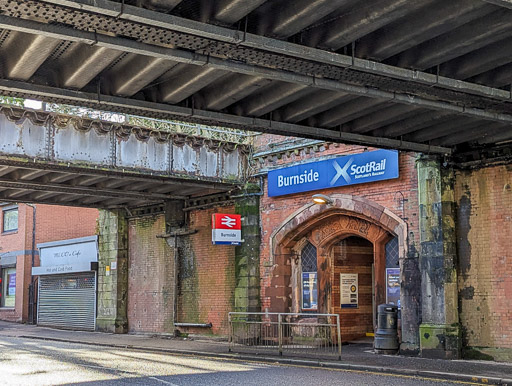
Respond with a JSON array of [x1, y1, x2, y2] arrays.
[[483, 0, 512, 9], [33, 0, 512, 102], [0, 15, 511, 130], [357, 0, 493, 61], [0, 78, 451, 154]]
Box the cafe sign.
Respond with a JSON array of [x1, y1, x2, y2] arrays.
[[32, 236, 98, 276]]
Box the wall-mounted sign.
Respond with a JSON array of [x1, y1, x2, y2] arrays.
[[386, 268, 401, 308], [38, 236, 98, 267], [340, 273, 358, 308], [212, 213, 242, 245], [302, 272, 318, 310], [32, 236, 98, 276], [32, 261, 94, 276], [268, 149, 399, 197]]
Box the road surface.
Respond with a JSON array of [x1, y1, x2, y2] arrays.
[[0, 336, 480, 385]]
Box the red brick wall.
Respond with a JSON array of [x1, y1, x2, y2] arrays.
[[455, 165, 512, 350], [127, 215, 174, 333], [258, 136, 420, 314], [178, 206, 236, 335], [34, 205, 99, 247], [126, 208, 236, 336]]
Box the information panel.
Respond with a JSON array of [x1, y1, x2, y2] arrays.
[[268, 149, 399, 197], [7, 273, 16, 296], [386, 268, 401, 308], [340, 273, 358, 308], [302, 272, 318, 310]]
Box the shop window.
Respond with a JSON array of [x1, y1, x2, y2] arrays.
[[301, 242, 318, 311], [2, 207, 18, 233], [0, 267, 16, 307]]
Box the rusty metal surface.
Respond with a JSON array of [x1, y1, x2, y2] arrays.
[[0, 106, 248, 208], [0, 0, 511, 153]]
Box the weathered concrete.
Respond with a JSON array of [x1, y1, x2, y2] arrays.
[[96, 209, 129, 333], [417, 156, 461, 358]]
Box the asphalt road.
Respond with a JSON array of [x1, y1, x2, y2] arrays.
[[0, 336, 480, 385]]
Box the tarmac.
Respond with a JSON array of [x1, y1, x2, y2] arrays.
[[0, 320, 511, 385]]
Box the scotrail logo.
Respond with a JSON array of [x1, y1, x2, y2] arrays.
[[221, 216, 236, 228], [331, 157, 387, 186], [330, 158, 353, 185]]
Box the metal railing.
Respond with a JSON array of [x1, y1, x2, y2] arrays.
[[228, 312, 342, 360]]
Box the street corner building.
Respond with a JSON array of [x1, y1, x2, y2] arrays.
[[0, 203, 99, 324]]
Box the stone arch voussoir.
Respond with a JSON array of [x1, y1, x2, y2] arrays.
[[270, 194, 407, 263]]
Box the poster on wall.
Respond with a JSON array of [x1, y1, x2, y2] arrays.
[[386, 268, 400, 308], [340, 273, 358, 308], [302, 272, 317, 310], [7, 273, 16, 296]]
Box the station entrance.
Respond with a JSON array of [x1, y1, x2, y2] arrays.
[[270, 195, 405, 343]]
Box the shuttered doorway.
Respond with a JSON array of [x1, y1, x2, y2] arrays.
[[38, 272, 96, 331]]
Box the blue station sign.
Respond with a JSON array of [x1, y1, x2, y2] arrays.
[[268, 149, 399, 197]]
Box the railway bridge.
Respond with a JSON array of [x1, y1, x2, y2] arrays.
[[1, 0, 512, 359]]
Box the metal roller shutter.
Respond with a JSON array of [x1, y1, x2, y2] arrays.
[[38, 272, 96, 331]]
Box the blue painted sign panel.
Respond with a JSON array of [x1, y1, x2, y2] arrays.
[[268, 149, 399, 197]]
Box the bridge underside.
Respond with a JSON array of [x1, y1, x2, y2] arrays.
[[0, 108, 246, 209], [0, 0, 511, 158], [0, 162, 232, 209]]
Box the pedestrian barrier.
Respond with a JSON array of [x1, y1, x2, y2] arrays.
[[228, 312, 341, 360]]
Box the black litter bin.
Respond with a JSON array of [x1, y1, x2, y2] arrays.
[[374, 304, 399, 354]]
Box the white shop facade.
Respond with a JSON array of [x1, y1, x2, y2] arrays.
[[32, 236, 98, 331]]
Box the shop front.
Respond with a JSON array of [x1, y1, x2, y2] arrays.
[[32, 236, 98, 331]]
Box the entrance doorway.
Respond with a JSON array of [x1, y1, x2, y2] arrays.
[[270, 194, 407, 344], [332, 236, 374, 341]]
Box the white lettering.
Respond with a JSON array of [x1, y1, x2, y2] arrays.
[[350, 159, 387, 176], [276, 169, 319, 188]]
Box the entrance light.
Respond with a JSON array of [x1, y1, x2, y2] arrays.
[[312, 194, 333, 205]]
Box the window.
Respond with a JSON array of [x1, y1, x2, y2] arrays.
[[385, 237, 400, 308], [0, 267, 16, 307], [2, 207, 18, 233], [301, 242, 318, 310]]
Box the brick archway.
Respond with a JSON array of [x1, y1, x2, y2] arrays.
[[266, 194, 407, 315]]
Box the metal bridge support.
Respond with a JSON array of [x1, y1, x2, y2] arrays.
[[96, 209, 129, 333], [417, 156, 461, 358]]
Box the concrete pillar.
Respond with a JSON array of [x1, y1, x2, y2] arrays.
[[234, 190, 261, 314], [417, 156, 461, 358], [96, 209, 129, 333]]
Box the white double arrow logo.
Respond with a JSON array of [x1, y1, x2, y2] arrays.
[[330, 158, 353, 185], [221, 216, 237, 228]]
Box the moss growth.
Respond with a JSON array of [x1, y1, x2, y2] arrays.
[[463, 347, 494, 361]]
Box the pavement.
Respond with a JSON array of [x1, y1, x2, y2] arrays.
[[0, 321, 511, 385]]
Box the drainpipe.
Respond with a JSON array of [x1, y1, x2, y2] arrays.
[[25, 204, 36, 270], [26, 203, 36, 324]]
